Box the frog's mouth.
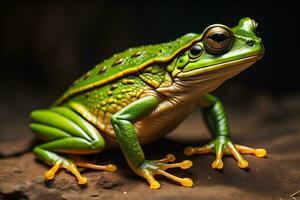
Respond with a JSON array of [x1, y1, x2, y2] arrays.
[[177, 54, 263, 78]]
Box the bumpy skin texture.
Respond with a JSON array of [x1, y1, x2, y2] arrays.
[[30, 17, 267, 189], [54, 33, 201, 106]]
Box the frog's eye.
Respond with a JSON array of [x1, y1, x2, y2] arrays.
[[203, 25, 233, 55], [188, 44, 203, 59]]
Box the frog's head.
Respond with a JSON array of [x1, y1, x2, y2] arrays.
[[173, 17, 264, 92]]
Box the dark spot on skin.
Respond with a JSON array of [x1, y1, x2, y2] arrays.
[[112, 58, 124, 66], [83, 72, 90, 80], [111, 84, 118, 90], [98, 66, 107, 75], [131, 52, 142, 58], [84, 93, 90, 98]]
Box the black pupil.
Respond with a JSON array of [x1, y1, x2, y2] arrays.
[[190, 45, 202, 56], [208, 33, 229, 43]]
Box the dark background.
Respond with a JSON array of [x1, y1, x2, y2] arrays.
[[0, 1, 299, 141]]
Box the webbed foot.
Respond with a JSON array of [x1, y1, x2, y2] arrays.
[[44, 157, 117, 184], [134, 154, 193, 189], [184, 136, 267, 169], [44, 159, 88, 184]]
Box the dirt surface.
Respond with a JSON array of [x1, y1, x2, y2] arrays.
[[0, 94, 300, 200]]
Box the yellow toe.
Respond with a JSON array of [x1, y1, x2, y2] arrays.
[[212, 159, 223, 169], [106, 164, 117, 172], [255, 149, 267, 157], [238, 159, 249, 168], [44, 171, 55, 180], [181, 178, 193, 187], [150, 180, 160, 190], [168, 154, 176, 162], [78, 176, 88, 185], [184, 147, 194, 156], [44, 163, 60, 180], [180, 160, 193, 169]]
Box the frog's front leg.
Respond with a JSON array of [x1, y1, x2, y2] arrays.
[[184, 94, 267, 169], [30, 107, 117, 184], [111, 95, 193, 189]]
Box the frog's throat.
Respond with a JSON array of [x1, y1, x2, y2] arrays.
[[156, 54, 262, 96], [176, 54, 263, 78]]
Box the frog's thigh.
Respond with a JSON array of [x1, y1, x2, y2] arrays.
[[30, 123, 71, 141], [30, 106, 105, 154], [35, 137, 102, 154], [31, 125, 102, 155], [31, 107, 117, 184]]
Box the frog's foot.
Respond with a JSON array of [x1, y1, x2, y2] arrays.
[[135, 154, 193, 190], [44, 157, 117, 184], [72, 156, 117, 172], [184, 136, 267, 169], [44, 159, 88, 184]]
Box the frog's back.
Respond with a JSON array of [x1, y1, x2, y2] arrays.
[[55, 33, 201, 105]]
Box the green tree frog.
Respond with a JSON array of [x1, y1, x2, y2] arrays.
[[30, 17, 267, 189]]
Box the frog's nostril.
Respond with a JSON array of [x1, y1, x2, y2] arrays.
[[246, 40, 255, 47]]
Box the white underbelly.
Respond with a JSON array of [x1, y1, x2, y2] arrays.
[[134, 102, 196, 145], [102, 101, 196, 149]]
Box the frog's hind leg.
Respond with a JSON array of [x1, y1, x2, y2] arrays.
[[33, 146, 88, 184], [30, 106, 117, 184], [33, 138, 116, 184]]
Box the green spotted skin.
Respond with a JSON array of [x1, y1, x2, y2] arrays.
[[55, 33, 201, 105], [64, 75, 152, 141], [68, 76, 146, 114]]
